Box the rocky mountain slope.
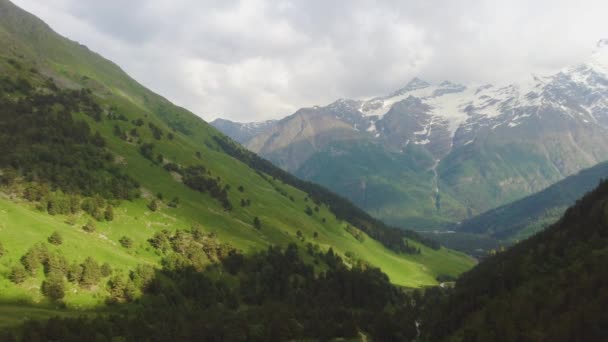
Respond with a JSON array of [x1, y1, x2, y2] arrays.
[[214, 40, 608, 229]]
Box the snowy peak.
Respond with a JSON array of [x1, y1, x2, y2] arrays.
[[390, 77, 430, 97]]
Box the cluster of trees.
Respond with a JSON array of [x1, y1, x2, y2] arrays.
[[419, 179, 608, 341], [148, 122, 164, 140], [148, 226, 235, 268], [8, 243, 112, 302], [20, 184, 116, 222], [212, 135, 439, 253], [344, 225, 365, 242], [8, 243, 420, 341], [181, 166, 232, 210], [0, 80, 140, 201]]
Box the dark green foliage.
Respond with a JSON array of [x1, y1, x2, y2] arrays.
[[81, 196, 108, 221], [148, 122, 164, 140], [82, 220, 96, 233], [47, 231, 63, 245], [79, 257, 101, 287], [212, 135, 439, 253], [345, 225, 365, 242], [43, 253, 68, 277], [163, 162, 181, 173], [21, 244, 49, 275], [421, 179, 608, 341], [119, 236, 133, 249], [104, 205, 114, 221], [253, 217, 261, 230], [139, 143, 155, 162], [147, 199, 159, 212], [148, 230, 171, 253], [305, 206, 313, 216], [107, 274, 136, 304], [67, 263, 83, 283], [148, 228, 233, 268], [132, 118, 144, 127], [182, 166, 232, 210], [167, 197, 180, 208], [130, 264, 155, 290], [113, 124, 127, 140], [18, 244, 419, 341], [0, 241, 4, 257], [0, 85, 139, 200], [237, 185, 244, 192], [9, 264, 27, 284], [41, 272, 65, 301], [0, 168, 17, 186], [100, 263, 113, 277]]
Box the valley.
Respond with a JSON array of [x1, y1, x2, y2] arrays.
[[0, 0, 606, 340]]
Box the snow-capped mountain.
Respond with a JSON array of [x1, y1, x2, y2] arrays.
[[214, 40, 608, 229]]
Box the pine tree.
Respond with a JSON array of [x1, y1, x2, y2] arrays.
[[41, 272, 65, 301], [47, 231, 63, 245], [79, 257, 101, 287], [9, 264, 27, 284], [104, 205, 114, 221]]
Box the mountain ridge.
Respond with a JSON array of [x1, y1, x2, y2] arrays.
[[213, 41, 608, 228]]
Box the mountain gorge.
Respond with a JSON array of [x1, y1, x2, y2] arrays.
[[213, 41, 608, 229]]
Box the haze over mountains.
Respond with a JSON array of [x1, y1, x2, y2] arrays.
[[213, 40, 608, 229]]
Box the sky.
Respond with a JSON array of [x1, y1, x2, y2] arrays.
[[11, 0, 608, 122]]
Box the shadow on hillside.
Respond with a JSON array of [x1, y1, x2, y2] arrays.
[[1, 244, 420, 341]]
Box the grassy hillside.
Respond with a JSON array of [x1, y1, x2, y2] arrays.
[[454, 161, 608, 240], [0, 0, 474, 328]]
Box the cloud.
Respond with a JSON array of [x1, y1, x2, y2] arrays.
[[10, 0, 608, 122]]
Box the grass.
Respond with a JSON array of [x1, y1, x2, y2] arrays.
[[0, 3, 476, 328]]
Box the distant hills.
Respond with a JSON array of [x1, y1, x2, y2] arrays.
[[455, 160, 608, 241]]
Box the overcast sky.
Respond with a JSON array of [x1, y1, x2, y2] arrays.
[[11, 0, 608, 122]]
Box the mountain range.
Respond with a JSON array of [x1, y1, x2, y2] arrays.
[[213, 41, 608, 229]]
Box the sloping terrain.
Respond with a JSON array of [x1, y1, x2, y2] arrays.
[[421, 179, 608, 341], [455, 160, 608, 240], [0, 0, 474, 328]]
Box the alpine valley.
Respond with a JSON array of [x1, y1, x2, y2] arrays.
[[213, 40, 608, 230], [0, 0, 475, 337], [2, 0, 608, 340]]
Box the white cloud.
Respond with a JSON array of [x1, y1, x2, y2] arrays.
[[10, 0, 608, 122]]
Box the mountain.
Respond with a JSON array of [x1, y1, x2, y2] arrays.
[[455, 160, 608, 241], [209, 118, 277, 144], [421, 178, 608, 341], [215, 42, 608, 229], [0, 0, 474, 330]]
